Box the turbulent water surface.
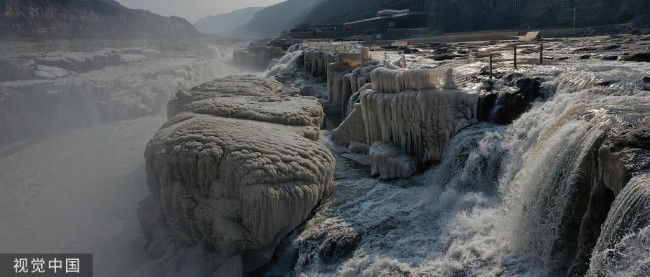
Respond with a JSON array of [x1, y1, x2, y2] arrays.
[[261, 51, 650, 276]]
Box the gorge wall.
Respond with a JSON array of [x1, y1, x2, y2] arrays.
[[0, 0, 199, 39]]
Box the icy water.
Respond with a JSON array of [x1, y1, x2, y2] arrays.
[[0, 115, 164, 276]]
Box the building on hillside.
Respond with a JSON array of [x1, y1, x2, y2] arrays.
[[382, 0, 432, 12], [342, 9, 429, 39], [288, 0, 643, 39]]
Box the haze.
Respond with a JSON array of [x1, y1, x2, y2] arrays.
[[116, 0, 285, 22]]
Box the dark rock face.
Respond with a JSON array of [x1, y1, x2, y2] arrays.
[[567, 117, 650, 276], [490, 77, 543, 125], [622, 52, 650, 62], [477, 93, 497, 122], [1, 0, 199, 39], [598, 125, 650, 195], [317, 228, 362, 264]]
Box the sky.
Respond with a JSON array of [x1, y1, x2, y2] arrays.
[[115, 0, 285, 23]]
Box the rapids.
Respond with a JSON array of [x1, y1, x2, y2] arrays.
[[260, 52, 650, 276]]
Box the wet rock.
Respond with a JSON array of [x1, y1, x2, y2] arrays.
[[403, 48, 420, 54], [500, 72, 524, 84], [622, 52, 650, 62], [318, 228, 362, 263], [432, 53, 459, 61], [573, 46, 598, 53], [491, 77, 543, 125], [602, 44, 621, 50], [477, 93, 498, 121], [598, 124, 650, 195], [566, 114, 650, 276]]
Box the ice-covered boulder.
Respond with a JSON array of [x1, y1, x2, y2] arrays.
[[141, 75, 335, 273], [360, 88, 478, 163], [328, 62, 379, 116], [369, 141, 417, 180], [326, 62, 353, 114]]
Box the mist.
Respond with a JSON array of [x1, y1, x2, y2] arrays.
[[0, 36, 245, 275], [115, 0, 285, 22]]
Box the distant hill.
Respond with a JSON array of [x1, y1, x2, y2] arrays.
[[194, 7, 265, 36], [0, 0, 200, 39], [234, 0, 323, 38]]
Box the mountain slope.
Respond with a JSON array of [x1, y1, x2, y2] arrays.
[[0, 0, 199, 39], [295, 0, 649, 33], [301, 0, 387, 25], [194, 7, 265, 36], [235, 0, 323, 38]]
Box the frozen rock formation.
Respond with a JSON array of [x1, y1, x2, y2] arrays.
[[141, 75, 335, 274], [167, 75, 284, 118], [327, 62, 353, 114], [299, 45, 373, 115], [370, 67, 457, 94], [330, 105, 366, 147], [360, 87, 478, 163], [369, 141, 417, 180], [303, 50, 339, 80]]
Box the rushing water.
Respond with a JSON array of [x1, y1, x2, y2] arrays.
[[262, 54, 650, 276]]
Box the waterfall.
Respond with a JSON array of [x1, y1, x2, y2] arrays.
[[264, 43, 304, 77], [262, 61, 650, 276], [588, 175, 650, 276]]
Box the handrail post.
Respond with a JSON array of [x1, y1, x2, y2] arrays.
[[539, 41, 544, 65], [514, 44, 517, 69], [489, 54, 493, 80]]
